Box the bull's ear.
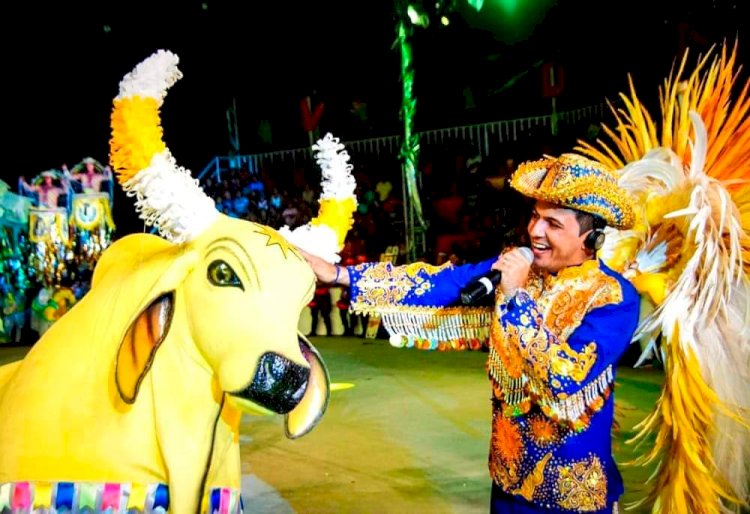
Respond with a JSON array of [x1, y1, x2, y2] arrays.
[[115, 293, 174, 403]]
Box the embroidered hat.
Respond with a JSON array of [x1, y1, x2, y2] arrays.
[[510, 153, 635, 230]]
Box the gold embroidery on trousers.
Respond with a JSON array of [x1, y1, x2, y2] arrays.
[[556, 455, 607, 511], [512, 452, 552, 502]]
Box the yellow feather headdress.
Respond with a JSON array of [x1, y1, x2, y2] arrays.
[[576, 40, 750, 514]]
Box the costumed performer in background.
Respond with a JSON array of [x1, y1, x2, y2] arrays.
[[303, 153, 641, 513], [18, 170, 67, 209]]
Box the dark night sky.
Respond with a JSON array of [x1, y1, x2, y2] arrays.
[[4, 0, 747, 226]]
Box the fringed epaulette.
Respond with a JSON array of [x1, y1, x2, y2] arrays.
[[363, 304, 494, 350]]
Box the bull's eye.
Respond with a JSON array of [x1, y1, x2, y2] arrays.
[[207, 260, 244, 290]]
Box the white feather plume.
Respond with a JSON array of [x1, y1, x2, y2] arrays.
[[279, 133, 357, 263], [116, 49, 182, 103], [122, 150, 219, 244]]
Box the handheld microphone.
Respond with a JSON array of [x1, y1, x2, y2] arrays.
[[460, 247, 533, 305]]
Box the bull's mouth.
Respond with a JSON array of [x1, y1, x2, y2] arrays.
[[229, 336, 330, 438], [230, 352, 310, 414]]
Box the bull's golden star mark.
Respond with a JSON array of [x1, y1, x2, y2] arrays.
[[254, 226, 298, 259]]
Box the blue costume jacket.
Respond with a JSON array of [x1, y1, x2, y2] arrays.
[[347, 258, 640, 513]]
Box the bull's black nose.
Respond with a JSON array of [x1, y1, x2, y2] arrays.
[[231, 353, 310, 414]]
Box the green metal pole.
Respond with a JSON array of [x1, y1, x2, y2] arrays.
[[395, 5, 427, 262]]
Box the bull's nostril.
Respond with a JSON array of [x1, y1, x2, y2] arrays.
[[231, 352, 310, 414], [266, 356, 290, 380]]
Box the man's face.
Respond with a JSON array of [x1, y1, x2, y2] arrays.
[[527, 200, 589, 273]]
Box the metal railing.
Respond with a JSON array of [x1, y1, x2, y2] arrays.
[[197, 102, 607, 182]]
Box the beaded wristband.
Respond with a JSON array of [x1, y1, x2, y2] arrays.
[[333, 265, 341, 285]]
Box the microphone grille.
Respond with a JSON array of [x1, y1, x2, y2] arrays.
[[518, 246, 534, 263]]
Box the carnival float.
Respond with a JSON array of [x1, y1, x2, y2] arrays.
[[0, 158, 116, 342]]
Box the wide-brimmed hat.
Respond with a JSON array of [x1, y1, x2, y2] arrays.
[[510, 153, 635, 229]]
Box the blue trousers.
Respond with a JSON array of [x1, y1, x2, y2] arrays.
[[490, 483, 618, 513]]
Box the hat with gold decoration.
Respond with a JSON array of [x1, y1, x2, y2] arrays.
[[510, 153, 635, 230]]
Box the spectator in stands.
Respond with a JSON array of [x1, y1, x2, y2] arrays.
[[281, 203, 301, 230], [217, 190, 237, 218], [232, 192, 250, 218], [245, 175, 265, 197], [302, 183, 316, 205], [270, 189, 283, 210], [309, 284, 332, 336]]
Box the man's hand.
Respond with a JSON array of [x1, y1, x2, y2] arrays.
[[492, 248, 532, 297], [296, 247, 350, 286]]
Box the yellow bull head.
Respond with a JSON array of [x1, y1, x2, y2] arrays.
[[109, 215, 329, 431]]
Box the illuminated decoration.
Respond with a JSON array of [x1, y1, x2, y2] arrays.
[[458, 0, 556, 44], [0, 182, 32, 227], [27, 207, 72, 289], [407, 4, 429, 27], [18, 169, 70, 211], [71, 193, 116, 271], [28, 208, 68, 245], [71, 193, 114, 232], [69, 157, 114, 199], [30, 286, 78, 337], [0, 220, 29, 344]]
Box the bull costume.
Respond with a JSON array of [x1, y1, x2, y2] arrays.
[[0, 51, 357, 513]]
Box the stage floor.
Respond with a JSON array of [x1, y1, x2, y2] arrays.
[[0, 336, 662, 513]]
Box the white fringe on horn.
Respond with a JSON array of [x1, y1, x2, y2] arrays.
[[122, 151, 219, 244], [279, 133, 357, 263]]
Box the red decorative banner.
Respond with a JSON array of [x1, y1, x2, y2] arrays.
[[300, 96, 325, 132], [541, 62, 565, 98]]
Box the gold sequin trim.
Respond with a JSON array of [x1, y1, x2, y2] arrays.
[[351, 261, 450, 309], [488, 260, 623, 427]]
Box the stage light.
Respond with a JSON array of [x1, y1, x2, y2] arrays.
[[407, 4, 430, 27]]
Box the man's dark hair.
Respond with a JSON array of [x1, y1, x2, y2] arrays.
[[574, 210, 607, 235]]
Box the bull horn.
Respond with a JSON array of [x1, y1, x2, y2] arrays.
[[278, 133, 358, 263], [109, 49, 218, 244]]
